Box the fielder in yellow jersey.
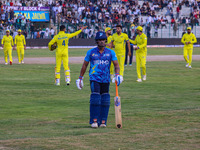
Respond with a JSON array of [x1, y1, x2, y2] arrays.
[[129, 26, 147, 82], [181, 27, 197, 69], [105, 27, 115, 79], [48, 25, 87, 86], [110, 25, 131, 81], [14, 29, 26, 64], [1, 30, 14, 65]]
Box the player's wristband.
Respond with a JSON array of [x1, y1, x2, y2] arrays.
[[79, 76, 83, 80]]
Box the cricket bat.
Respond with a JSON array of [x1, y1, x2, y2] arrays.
[[114, 81, 122, 128]]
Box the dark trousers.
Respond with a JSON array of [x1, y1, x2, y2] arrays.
[[125, 44, 134, 65], [90, 81, 110, 125], [90, 81, 109, 94]]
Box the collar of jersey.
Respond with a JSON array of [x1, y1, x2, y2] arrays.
[[59, 31, 65, 33], [96, 47, 106, 54]]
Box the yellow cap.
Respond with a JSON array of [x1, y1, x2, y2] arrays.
[[187, 27, 191, 30], [6, 30, 10, 32], [18, 29, 22, 32], [136, 26, 143, 31], [105, 27, 112, 32], [131, 24, 135, 27]]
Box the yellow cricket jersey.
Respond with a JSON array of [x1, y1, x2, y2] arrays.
[[1, 35, 14, 48], [106, 35, 113, 49], [129, 33, 147, 53], [14, 35, 26, 47], [111, 33, 129, 54], [181, 33, 197, 48], [48, 30, 82, 52]]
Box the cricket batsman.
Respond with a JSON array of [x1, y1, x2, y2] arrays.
[[105, 27, 115, 80], [48, 25, 87, 86], [129, 26, 147, 82], [76, 31, 122, 128], [181, 27, 197, 69], [14, 29, 26, 64], [109, 25, 131, 82], [1, 30, 14, 65]]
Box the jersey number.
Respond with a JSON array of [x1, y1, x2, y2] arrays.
[[62, 40, 65, 46]]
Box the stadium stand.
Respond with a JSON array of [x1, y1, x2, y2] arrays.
[[0, 0, 200, 39]]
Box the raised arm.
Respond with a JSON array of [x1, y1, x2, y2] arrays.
[[68, 26, 87, 38]]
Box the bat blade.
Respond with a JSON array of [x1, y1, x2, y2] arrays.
[[114, 96, 122, 128]]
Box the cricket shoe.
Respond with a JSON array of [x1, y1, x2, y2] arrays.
[[99, 124, 106, 128], [66, 78, 70, 86], [129, 64, 132, 66], [21, 61, 24, 64], [143, 75, 146, 81], [185, 63, 189, 68], [136, 79, 142, 82], [55, 79, 60, 86], [189, 66, 192, 69], [124, 64, 127, 66], [10, 61, 12, 65], [66, 81, 70, 86], [5, 62, 8, 65], [91, 122, 98, 128]]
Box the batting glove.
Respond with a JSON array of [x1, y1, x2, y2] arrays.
[[115, 73, 123, 86], [76, 76, 84, 90]]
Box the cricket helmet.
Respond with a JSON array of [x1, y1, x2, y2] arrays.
[[95, 31, 107, 40]]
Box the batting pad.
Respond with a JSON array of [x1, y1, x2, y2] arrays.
[[90, 93, 101, 124], [100, 93, 110, 125]]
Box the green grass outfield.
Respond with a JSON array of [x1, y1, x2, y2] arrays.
[[0, 47, 200, 57], [0, 61, 200, 149]]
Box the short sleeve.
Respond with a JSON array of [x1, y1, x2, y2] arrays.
[[84, 50, 91, 62], [111, 50, 117, 61]]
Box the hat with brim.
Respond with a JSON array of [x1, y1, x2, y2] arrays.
[[6, 30, 10, 32], [105, 27, 112, 32], [136, 26, 143, 31], [187, 27, 191, 30], [18, 29, 21, 32]]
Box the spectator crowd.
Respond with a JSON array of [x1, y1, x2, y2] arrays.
[[0, 0, 200, 39]]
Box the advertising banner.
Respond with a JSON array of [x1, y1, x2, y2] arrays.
[[14, 11, 50, 22], [3, 6, 49, 11]]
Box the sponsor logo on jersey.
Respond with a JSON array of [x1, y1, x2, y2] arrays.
[[103, 54, 110, 57], [94, 60, 109, 65], [92, 53, 98, 57], [100, 60, 109, 65]]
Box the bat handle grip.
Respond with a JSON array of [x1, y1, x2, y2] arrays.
[[115, 81, 118, 97]]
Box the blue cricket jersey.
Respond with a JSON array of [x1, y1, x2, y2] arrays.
[[84, 47, 118, 83]]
